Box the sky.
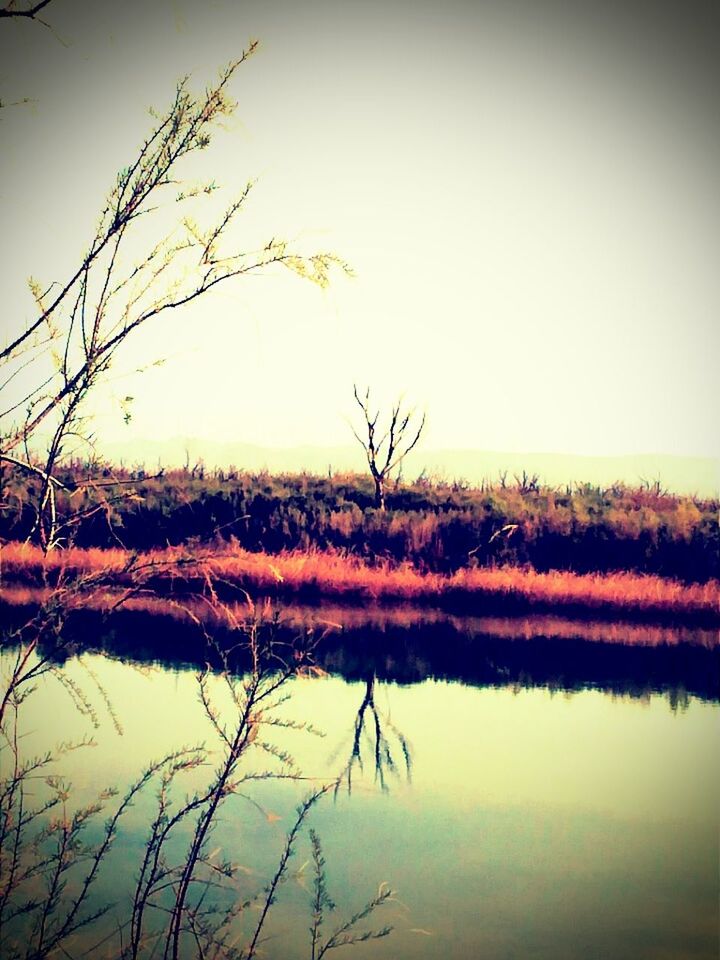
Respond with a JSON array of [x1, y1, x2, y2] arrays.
[[1, 0, 719, 462]]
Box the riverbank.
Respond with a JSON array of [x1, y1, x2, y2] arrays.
[[1, 465, 717, 583], [2, 542, 718, 625]]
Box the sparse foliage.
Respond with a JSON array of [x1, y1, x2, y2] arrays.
[[0, 43, 346, 551], [307, 830, 393, 959], [0, 584, 399, 959], [0, 30, 396, 959]]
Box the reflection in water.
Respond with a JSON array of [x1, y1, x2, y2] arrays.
[[2, 648, 718, 960], [1, 604, 719, 959], [0, 619, 331, 960], [337, 673, 412, 794], [8, 599, 716, 704]]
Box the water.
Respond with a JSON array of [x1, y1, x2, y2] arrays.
[[1, 612, 718, 959]]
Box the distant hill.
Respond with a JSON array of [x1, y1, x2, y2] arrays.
[[99, 437, 719, 498]]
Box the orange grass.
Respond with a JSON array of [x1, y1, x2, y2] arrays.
[[1, 541, 718, 622]]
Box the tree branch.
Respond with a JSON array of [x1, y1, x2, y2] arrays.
[[0, 0, 54, 20]]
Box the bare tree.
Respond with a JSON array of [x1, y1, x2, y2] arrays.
[[0, 43, 346, 549], [351, 385, 425, 510]]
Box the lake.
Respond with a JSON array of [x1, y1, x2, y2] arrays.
[[1, 606, 718, 959]]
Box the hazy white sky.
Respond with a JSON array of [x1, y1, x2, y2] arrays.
[[1, 0, 718, 458]]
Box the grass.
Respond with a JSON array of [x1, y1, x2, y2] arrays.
[[2, 463, 718, 582], [2, 541, 718, 624]]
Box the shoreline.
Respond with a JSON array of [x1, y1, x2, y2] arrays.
[[2, 583, 717, 649], [2, 586, 717, 703], [1, 542, 718, 627]]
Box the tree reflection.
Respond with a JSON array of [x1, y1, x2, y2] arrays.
[[337, 673, 412, 794]]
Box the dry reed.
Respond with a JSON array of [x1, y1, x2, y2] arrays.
[[2, 541, 717, 622]]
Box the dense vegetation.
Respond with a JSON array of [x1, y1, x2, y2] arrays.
[[1, 461, 717, 582]]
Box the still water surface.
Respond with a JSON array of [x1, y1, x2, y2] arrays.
[[4, 617, 719, 960]]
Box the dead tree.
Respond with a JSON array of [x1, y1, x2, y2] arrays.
[[351, 385, 425, 510]]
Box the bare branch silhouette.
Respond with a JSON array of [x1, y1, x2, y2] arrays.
[[351, 385, 425, 510], [337, 674, 412, 795], [0, 0, 54, 21], [1, 44, 347, 550]]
